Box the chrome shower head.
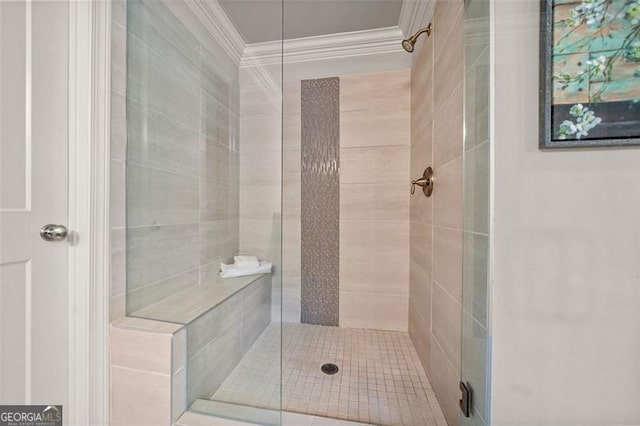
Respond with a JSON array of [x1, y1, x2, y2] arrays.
[[401, 23, 433, 52]]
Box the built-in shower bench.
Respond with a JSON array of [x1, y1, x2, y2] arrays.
[[110, 273, 273, 426], [130, 273, 270, 324]]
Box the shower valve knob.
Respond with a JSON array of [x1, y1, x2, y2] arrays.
[[411, 167, 434, 197]]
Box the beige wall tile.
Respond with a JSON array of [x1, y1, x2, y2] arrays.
[[410, 183, 433, 225], [201, 140, 239, 186], [409, 258, 431, 327], [240, 150, 281, 185], [282, 288, 301, 323], [411, 118, 433, 177], [110, 159, 125, 229], [434, 4, 464, 109], [127, 164, 199, 226], [127, 270, 200, 314], [340, 257, 409, 296], [433, 156, 463, 230], [112, 1, 125, 27], [239, 218, 281, 258], [283, 116, 301, 152], [110, 294, 125, 322], [110, 323, 173, 375], [410, 220, 432, 275], [111, 366, 171, 426], [200, 181, 240, 222], [111, 91, 126, 161], [172, 328, 187, 373], [173, 367, 187, 422], [187, 295, 242, 359], [283, 181, 301, 220], [187, 325, 242, 403], [340, 220, 409, 261], [432, 226, 463, 301], [340, 70, 410, 112], [432, 281, 462, 375], [411, 35, 433, 125], [111, 22, 126, 96], [284, 80, 301, 118], [283, 149, 301, 185], [110, 228, 126, 298], [239, 117, 281, 154], [282, 218, 300, 255], [433, 0, 464, 59], [340, 146, 409, 184], [433, 83, 464, 167], [239, 185, 281, 219], [339, 292, 408, 331], [429, 338, 461, 426], [409, 300, 430, 375], [340, 108, 410, 148], [240, 84, 281, 119], [200, 220, 239, 266], [340, 183, 409, 221]]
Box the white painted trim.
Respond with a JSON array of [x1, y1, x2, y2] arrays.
[[67, 0, 110, 424], [399, 0, 434, 38], [241, 26, 405, 68], [24, 0, 33, 404], [184, 0, 245, 64]]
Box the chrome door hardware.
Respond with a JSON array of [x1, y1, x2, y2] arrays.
[[459, 381, 472, 417], [40, 224, 68, 242], [411, 166, 434, 197]]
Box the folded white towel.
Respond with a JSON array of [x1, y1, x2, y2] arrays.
[[235, 260, 260, 268], [220, 261, 273, 278], [234, 255, 259, 263]]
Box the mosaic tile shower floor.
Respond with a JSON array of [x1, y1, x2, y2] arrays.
[[211, 323, 447, 426]]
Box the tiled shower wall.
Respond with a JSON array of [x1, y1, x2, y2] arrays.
[[338, 71, 410, 331], [237, 75, 284, 322], [254, 71, 411, 330], [409, 0, 465, 424], [124, 0, 241, 314]]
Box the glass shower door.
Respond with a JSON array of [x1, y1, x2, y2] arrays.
[[124, 0, 283, 424], [461, 0, 492, 424]]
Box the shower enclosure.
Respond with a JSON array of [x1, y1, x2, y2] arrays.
[[120, 0, 491, 424]]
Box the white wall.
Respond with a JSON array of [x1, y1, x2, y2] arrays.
[[492, 1, 640, 424]]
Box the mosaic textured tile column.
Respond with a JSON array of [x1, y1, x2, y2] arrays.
[[300, 77, 340, 326]]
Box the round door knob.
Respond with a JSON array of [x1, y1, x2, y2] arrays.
[[40, 224, 68, 242]]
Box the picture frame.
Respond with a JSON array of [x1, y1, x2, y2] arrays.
[[540, 0, 640, 149]]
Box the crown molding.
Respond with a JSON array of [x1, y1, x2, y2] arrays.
[[185, 0, 246, 64], [399, 0, 434, 37], [240, 26, 405, 68]]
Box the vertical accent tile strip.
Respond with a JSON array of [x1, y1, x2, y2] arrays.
[[300, 77, 340, 326]]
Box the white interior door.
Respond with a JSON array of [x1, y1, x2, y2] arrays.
[[0, 0, 69, 406]]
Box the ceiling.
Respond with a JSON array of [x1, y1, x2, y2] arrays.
[[218, 0, 403, 44]]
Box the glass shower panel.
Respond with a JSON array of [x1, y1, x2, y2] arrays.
[[125, 0, 283, 423], [461, 0, 492, 424]]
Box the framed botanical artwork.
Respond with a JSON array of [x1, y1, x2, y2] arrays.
[[540, 0, 640, 149]]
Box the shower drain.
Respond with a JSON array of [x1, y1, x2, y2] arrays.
[[321, 363, 339, 375]]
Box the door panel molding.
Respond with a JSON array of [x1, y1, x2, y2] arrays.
[[67, 1, 110, 424]]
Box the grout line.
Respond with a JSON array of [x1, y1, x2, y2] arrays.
[[432, 278, 462, 306], [111, 363, 172, 378]]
